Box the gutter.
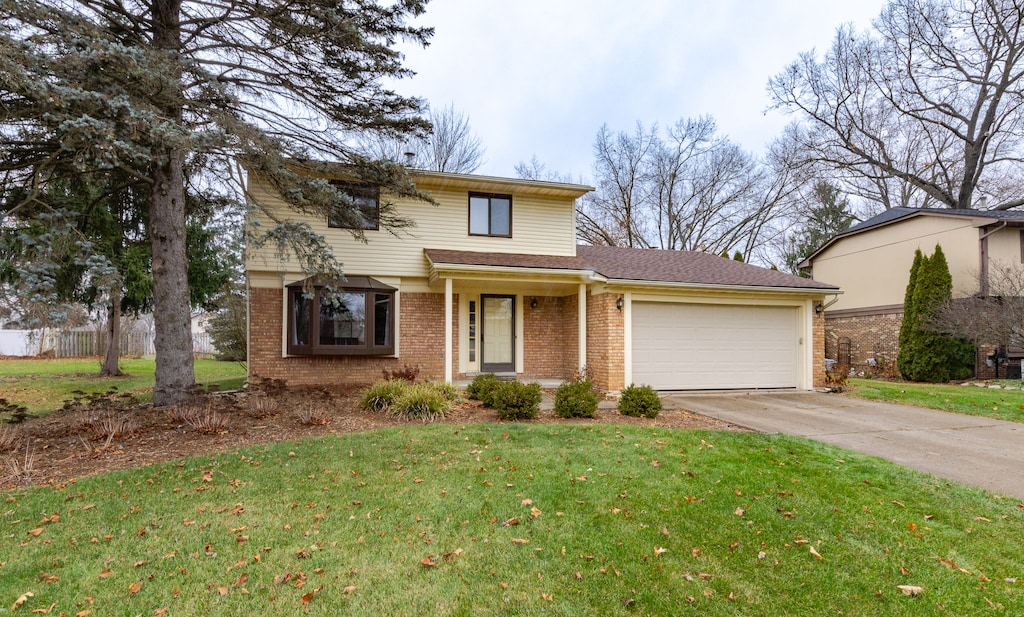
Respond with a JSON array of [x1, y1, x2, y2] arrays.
[[601, 278, 842, 296]]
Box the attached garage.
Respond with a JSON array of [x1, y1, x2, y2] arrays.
[[631, 301, 801, 390]]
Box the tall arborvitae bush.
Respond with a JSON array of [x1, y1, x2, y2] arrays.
[[897, 249, 925, 379], [898, 245, 974, 382]]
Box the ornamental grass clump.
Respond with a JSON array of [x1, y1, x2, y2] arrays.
[[390, 383, 449, 422], [359, 379, 409, 412], [618, 384, 662, 418], [429, 381, 464, 406], [491, 381, 542, 421], [554, 376, 600, 418]]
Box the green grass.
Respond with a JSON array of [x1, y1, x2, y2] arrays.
[[848, 378, 1024, 423], [2, 424, 1022, 616], [0, 359, 246, 415]]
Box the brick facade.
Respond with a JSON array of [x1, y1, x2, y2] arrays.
[[824, 310, 903, 376], [248, 287, 447, 386], [813, 309, 827, 388], [586, 292, 625, 392], [824, 309, 1010, 379], [251, 285, 826, 392], [523, 294, 579, 379]]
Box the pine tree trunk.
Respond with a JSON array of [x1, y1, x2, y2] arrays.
[[100, 291, 123, 377], [150, 0, 193, 406], [150, 150, 194, 406]]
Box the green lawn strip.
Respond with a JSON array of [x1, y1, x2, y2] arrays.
[[2, 424, 1021, 616], [0, 359, 246, 416], [847, 378, 1024, 423]]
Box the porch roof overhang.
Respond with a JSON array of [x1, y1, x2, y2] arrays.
[[425, 249, 603, 285]]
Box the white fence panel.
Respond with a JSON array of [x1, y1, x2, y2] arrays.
[[0, 330, 36, 356]]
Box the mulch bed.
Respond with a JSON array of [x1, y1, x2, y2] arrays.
[[0, 386, 745, 490]]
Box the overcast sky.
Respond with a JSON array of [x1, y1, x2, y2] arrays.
[[396, 0, 888, 181]]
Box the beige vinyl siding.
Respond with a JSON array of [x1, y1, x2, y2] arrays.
[[987, 226, 1024, 268], [812, 216, 979, 311], [245, 177, 577, 278]]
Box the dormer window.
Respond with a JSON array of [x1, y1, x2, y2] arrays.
[[328, 182, 379, 230], [287, 276, 395, 356], [468, 192, 512, 237]]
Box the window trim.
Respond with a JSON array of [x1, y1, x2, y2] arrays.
[[286, 277, 395, 356], [327, 182, 380, 231], [468, 192, 513, 238]]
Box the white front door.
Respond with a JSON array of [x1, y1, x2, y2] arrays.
[[481, 295, 515, 373]]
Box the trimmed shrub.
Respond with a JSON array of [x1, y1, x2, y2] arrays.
[[391, 383, 449, 422], [554, 376, 599, 418], [467, 373, 502, 406], [359, 379, 409, 412], [618, 384, 661, 418], [492, 381, 542, 421]]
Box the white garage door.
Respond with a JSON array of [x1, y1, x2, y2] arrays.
[[632, 302, 800, 390]]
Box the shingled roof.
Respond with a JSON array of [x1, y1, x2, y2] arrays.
[[803, 207, 1024, 267], [425, 245, 838, 291]]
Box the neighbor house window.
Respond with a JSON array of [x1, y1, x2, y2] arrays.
[[287, 276, 395, 356], [328, 182, 380, 230], [468, 192, 512, 237]]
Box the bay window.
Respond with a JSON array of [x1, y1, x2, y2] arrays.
[[287, 277, 395, 356]]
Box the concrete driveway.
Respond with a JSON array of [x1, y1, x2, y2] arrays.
[[663, 390, 1024, 500]]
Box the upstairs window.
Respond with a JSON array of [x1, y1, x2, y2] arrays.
[[287, 276, 395, 356], [328, 182, 380, 230], [469, 192, 512, 237]]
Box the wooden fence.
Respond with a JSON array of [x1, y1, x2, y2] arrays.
[[53, 331, 216, 358]]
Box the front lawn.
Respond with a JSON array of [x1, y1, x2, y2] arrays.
[[847, 378, 1024, 423], [2, 424, 1021, 616], [0, 358, 246, 416]]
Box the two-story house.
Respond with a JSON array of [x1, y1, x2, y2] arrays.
[[801, 207, 1024, 375], [246, 167, 838, 393]]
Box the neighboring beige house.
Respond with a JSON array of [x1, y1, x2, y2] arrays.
[[802, 207, 1024, 376], [246, 166, 838, 393]]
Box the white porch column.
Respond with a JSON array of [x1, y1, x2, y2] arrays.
[[578, 283, 587, 371], [444, 278, 453, 384]]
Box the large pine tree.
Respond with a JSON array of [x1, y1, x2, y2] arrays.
[[0, 0, 434, 404]]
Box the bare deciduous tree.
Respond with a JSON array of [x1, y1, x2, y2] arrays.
[[769, 0, 1024, 211], [577, 118, 797, 263], [930, 262, 1024, 355], [360, 104, 486, 174]]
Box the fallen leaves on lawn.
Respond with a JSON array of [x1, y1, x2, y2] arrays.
[[897, 585, 923, 596], [12, 591, 34, 611], [301, 585, 323, 606]]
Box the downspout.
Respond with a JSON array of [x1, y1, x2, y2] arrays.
[[978, 222, 1007, 297]]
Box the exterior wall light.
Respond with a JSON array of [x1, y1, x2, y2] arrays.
[[530, 298, 538, 309], [616, 297, 624, 312]]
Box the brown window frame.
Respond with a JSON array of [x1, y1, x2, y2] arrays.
[[468, 192, 513, 238], [327, 182, 380, 231], [286, 277, 395, 356]]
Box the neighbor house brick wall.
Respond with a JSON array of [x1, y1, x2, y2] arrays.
[[586, 292, 624, 392], [824, 310, 902, 375], [248, 287, 446, 386], [522, 294, 578, 380]]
